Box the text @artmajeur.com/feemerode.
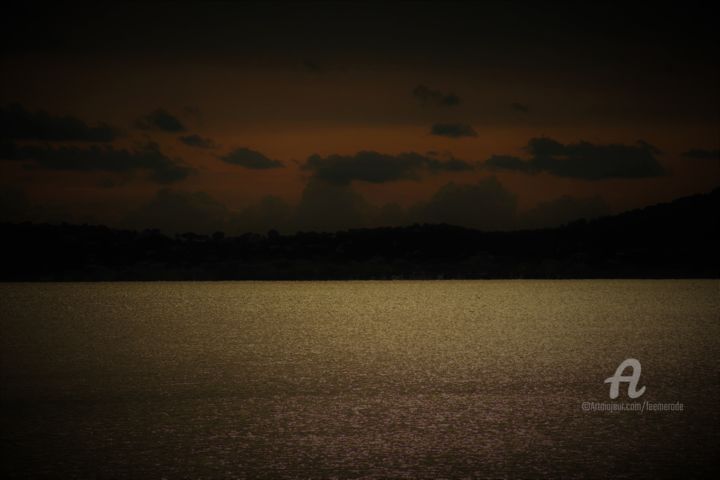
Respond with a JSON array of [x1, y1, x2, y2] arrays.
[[582, 401, 684, 413]]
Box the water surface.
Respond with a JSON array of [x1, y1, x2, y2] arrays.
[[1, 280, 718, 478]]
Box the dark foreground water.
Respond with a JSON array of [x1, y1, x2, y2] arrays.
[[1, 280, 718, 479]]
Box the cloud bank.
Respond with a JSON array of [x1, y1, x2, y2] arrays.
[[220, 148, 284, 169], [135, 109, 186, 132], [412, 85, 460, 107], [484, 138, 664, 180], [1, 141, 192, 183], [179, 134, 216, 149], [303, 150, 474, 185], [430, 123, 478, 138], [1, 103, 117, 142]]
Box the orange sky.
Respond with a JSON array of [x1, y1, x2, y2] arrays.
[[1, 3, 718, 232]]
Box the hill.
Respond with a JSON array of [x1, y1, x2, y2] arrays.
[[1, 189, 718, 280]]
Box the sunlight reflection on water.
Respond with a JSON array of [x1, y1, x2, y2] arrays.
[[1, 280, 719, 478]]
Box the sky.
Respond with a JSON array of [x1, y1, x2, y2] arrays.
[[1, 1, 718, 234]]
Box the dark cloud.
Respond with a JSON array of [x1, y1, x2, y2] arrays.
[[179, 134, 216, 149], [233, 175, 614, 232], [484, 138, 665, 180], [294, 179, 371, 231], [125, 189, 230, 234], [220, 147, 283, 169], [485, 155, 528, 171], [410, 177, 517, 230], [233, 196, 292, 234], [0, 185, 75, 224], [425, 156, 476, 172], [135, 109, 186, 132], [0, 103, 117, 142], [303, 150, 474, 185], [412, 85, 460, 107], [511, 102, 529, 113], [227, 180, 371, 233], [682, 148, 719, 160], [0, 186, 33, 222], [430, 123, 477, 138], [373, 202, 406, 227], [519, 195, 609, 229], [187, 175, 612, 233], [1, 141, 192, 183]]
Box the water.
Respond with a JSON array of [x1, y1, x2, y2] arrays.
[[1, 280, 718, 478]]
